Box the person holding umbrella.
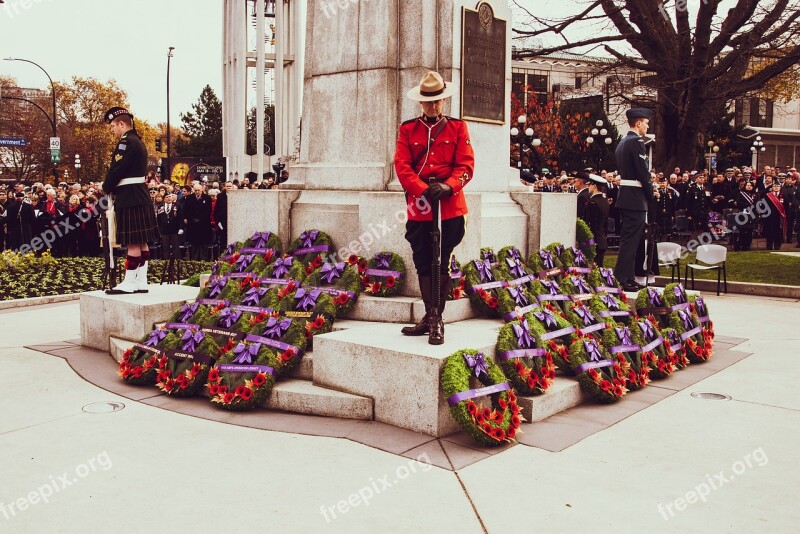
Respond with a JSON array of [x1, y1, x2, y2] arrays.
[[394, 71, 475, 345]]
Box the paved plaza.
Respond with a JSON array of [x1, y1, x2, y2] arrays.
[[1, 291, 798, 533]]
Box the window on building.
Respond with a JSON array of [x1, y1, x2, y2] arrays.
[[735, 98, 773, 128]]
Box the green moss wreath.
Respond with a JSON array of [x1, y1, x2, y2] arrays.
[[155, 329, 220, 397], [303, 261, 362, 315], [495, 245, 535, 286], [441, 349, 523, 446], [288, 229, 335, 266], [588, 267, 626, 302], [527, 304, 577, 372], [589, 292, 633, 325], [662, 327, 691, 370], [118, 327, 181, 385], [275, 287, 336, 349], [669, 308, 712, 364], [527, 247, 564, 281], [600, 322, 649, 391], [495, 317, 556, 395], [634, 286, 672, 329], [362, 251, 406, 297], [447, 256, 467, 301], [463, 257, 505, 318], [241, 230, 283, 253], [575, 219, 597, 264], [208, 340, 278, 411], [630, 316, 678, 380], [568, 334, 629, 403]]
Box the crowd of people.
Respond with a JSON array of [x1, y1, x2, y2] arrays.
[[0, 170, 289, 259], [526, 164, 800, 252]]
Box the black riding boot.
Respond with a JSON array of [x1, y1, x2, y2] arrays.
[[401, 275, 431, 336]]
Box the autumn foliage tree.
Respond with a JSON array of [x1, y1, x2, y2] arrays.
[[512, 0, 800, 171]]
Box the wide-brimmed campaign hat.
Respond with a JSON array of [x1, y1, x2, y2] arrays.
[[407, 71, 455, 102]]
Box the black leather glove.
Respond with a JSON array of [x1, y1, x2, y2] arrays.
[[423, 182, 453, 201]]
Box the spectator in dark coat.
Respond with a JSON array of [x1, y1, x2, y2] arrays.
[[182, 183, 212, 260]]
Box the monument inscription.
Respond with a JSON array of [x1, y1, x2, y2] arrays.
[[461, 2, 506, 124]]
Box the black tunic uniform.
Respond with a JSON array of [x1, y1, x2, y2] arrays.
[[102, 129, 159, 245]]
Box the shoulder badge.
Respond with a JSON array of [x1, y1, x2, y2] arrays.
[[117, 143, 127, 151]]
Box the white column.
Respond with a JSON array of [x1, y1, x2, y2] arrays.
[[274, 0, 285, 160], [256, 0, 266, 181]]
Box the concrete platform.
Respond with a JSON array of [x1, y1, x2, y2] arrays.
[[80, 285, 200, 350], [313, 318, 503, 437], [264, 379, 374, 420], [516, 377, 590, 423]]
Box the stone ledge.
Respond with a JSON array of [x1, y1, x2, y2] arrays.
[[313, 318, 503, 437], [0, 292, 81, 311], [655, 276, 800, 299], [516, 377, 590, 423], [80, 285, 200, 350], [263, 379, 373, 420]]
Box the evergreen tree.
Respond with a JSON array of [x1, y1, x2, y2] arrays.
[[175, 85, 222, 157]]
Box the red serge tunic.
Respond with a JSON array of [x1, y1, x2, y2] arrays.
[[394, 116, 475, 221]]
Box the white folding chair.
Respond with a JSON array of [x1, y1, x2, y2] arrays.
[[684, 244, 727, 295], [656, 242, 682, 283]]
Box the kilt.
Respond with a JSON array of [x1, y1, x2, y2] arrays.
[[115, 204, 160, 245]]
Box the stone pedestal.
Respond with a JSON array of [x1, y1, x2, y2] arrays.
[[79, 286, 199, 350]]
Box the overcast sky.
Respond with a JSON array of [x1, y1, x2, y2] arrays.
[[1, 0, 222, 125]]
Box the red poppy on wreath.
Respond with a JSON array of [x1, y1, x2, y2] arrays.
[[600, 380, 612, 392], [264, 249, 274, 263], [122, 349, 132, 362], [467, 401, 478, 415], [477, 288, 488, 299], [281, 348, 296, 362], [228, 252, 241, 265], [209, 384, 220, 395], [210, 302, 227, 316], [250, 311, 268, 327], [386, 276, 396, 288], [498, 398, 508, 409], [453, 287, 462, 299], [507, 427, 517, 439], [487, 297, 499, 309], [371, 282, 381, 293], [223, 392, 235, 404], [305, 265, 314, 275], [348, 254, 359, 265], [312, 255, 323, 268], [357, 259, 368, 273], [239, 387, 254, 401], [335, 293, 350, 306], [219, 339, 236, 356], [312, 316, 326, 330], [253, 373, 267, 387], [492, 428, 505, 441]]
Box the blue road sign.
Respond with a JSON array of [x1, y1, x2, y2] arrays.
[[0, 138, 28, 147]]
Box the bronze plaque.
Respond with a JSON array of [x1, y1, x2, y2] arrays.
[[461, 2, 506, 124]]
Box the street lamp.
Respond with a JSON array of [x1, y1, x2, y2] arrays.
[[510, 114, 541, 175], [586, 119, 612, 171], [74, 153, 81, 182], [706, 140, 720, 172], [750, 135, 765, 172], [166, 47, 175, 183], [4, 57, 58, 180]]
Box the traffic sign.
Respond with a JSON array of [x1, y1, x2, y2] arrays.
[[49, 137, 61, 150], [50, 149, 61, 163], [0, 137, 27, 147]]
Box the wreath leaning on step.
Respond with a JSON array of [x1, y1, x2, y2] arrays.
[[441, 349, 523, 446]]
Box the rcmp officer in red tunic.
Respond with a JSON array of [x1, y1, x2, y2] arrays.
[[103, 106, 160, 294], [394, 71, 475, 344]]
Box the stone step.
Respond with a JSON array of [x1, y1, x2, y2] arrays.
[[109, 336, 135, 363], [344, 294, 478, 324], [262, 379, 373, 420], [313, 318, 503, 437], [516, 376, 590, 423]]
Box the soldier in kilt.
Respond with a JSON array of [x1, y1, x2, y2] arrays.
[[103, 107, 160, 294]]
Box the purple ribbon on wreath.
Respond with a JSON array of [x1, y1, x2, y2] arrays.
[[320, 262, 345, 284], [539, 250, 555, 269], [533, 308, 558, 328], [639, 320, 655, 340], [375, 253, 392, 269], [572, 276, 591, 294], [674, 284, 687, 304], [264, 317, 292, 339], [242, 286, 268, 306], [299, 230, 319, 248], [584, 339, 603, 362], [181, 330, 206, 353], [272, 257, 293, 278], [463, 352, 488, 379], [474, 259, 494, 282], [224, 243, 237, 257], [679, 309, 694, 330], [505, 257, 527, 278], [251, 231, 272, 249], [615, 326, 634, 346], [217, 308, 243, 328], [212, 262, 221, 276], [573, 248, 587, 267], [542, 280, 560, 296], [600, 293, 619, 310], [232, 342, 261, 364], [575, 305, 595, 326], [509, 248, 521, 261], [449, 256, 460, 274], [481, 249, 496, 263], [600, 268, 615, 287], [295, 287, 321, 311], [234, 254, 254, 273], [648, 287, 663, 307], [208, 277, 227, 298], [554, 244, 564, 258], [695, 296, 707, 316], [144, 329, 168, 347], [507, 286, 529, 307], [178, 302, 200, 323], [512, 320, 535, 349], [667, 330, 680, 346]]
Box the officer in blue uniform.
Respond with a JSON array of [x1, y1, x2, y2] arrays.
[[613, 108, 654, 292]]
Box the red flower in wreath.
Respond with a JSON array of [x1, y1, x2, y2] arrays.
[[239, 387, 254, 401], [228, 253, 241, 265], [507, 427, 517, 439], [386, 276, 396, 288], [312, 316, 326, 329], [487, 297, 499, 309], [498, 398, 508, 409], [613, 385, 624, 397], [263, 249, 274, 263], [511, 415, 521, 428], [600, 380, 612, 392], [452, 287, 462, 299], [122, 349, 132, 362], [477, 288, 487, 299], [357, 260, 367, 273], [223, 392, 235, 404], [305, 265, 314, 275], [492, 428, 506, 441], [235, 385, 246, 397], [466, 401, 477, 416], [253, 373, 267, 387], [209, 385, 220, 395], [482, 423, 493, 434], [282, 348, 296, 362], [348, 254, 359, 265], [371, 282, 381, 293], [335, 293, 350, 306], [312, 255, 323, 268]]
